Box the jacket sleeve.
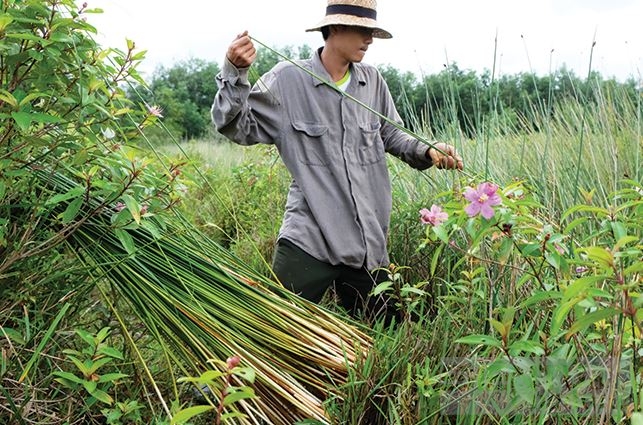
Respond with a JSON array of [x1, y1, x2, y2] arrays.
[[211, 58, 282, 146], [376, 73, 434, 170]]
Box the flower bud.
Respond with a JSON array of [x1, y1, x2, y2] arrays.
[[226, 355, 241, 369]]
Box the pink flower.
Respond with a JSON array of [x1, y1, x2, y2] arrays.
[[419, 204, 449, 226], [464, 182, 502, 219], [575, 266, 588, 274], [147, 105, 164, 118], [114, 202, 126, 212]]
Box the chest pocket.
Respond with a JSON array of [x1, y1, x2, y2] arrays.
[[291, 121, 331, 166], [357, 121, 385, 165]]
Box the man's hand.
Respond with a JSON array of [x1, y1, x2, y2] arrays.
[[226, 30, 256, 68], [428, 142, 464, 170]]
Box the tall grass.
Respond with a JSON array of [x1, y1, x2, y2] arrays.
[[173, 70, 641, 423], [179, 77, 640, 277], [422, 77, 639, 208]]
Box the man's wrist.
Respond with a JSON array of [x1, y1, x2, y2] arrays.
[[222, 57, 249, 83], [425, 146, 433, 166]]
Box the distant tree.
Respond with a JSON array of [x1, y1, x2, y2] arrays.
[[130, 58, 220, 140], [251, 45, 315, 84], [378, 65, 420, 128], [131, 45, 637, 141]]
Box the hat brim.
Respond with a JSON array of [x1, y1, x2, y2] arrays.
[[306, 15, 392, 39]]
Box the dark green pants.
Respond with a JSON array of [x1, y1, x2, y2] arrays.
[[272, 238, 394, 320]]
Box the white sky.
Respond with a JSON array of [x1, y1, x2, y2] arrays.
[[88, 0, 642, 82]]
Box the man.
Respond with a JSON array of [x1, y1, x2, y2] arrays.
[[212, 0, 463, 321]]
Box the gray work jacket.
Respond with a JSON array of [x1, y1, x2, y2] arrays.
[[212, 48, 433, 270]]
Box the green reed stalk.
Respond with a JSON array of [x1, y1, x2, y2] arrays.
[[485, 29, 500, 181], [572, 37, 596, 204], [637, 74, 642, 183]]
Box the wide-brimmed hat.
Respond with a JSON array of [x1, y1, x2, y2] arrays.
[[306, 0, 392, 39]]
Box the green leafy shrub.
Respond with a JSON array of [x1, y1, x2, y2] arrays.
[[0, 1, 184, 422], [348, 178, 642, 424]]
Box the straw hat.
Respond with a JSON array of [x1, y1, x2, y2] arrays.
[[306, 0, 392, 39]]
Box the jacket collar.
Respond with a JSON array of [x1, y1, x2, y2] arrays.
[[310, 47, 366, 88]]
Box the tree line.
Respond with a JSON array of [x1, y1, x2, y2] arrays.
[[131, 45, 641, 140]]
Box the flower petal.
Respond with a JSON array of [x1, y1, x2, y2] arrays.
[[464, 187, 479, 202], [488, 194, 502, 206], [419, 208, 431, 224], [480, 204, 495, 219], [465, 202, 481, 217]]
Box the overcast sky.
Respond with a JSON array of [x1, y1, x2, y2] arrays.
[[88, 0, 642, 82]]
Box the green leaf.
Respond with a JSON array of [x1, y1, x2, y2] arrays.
[[509, 340, 545, 356], [31, 112, 60, 124], [76, 328, 96, 348], [177, 370, 225, 385], [83, 380, 97, 394], [220, 412, 248, 421], [432, 225, 449, 243], [97, 346, 123, 360], [400, 286, 427, 296], [514, 374, 535, 404], [90, 388, 113, 405], [53, 371, 85, 386], [0, 14, 13, 31], [544, 251, 563, 270], [502, 307, 515, 329], [60, 196, 83, 224], [631, 412, 643, 425], [171, 405, 214, 424], [485, 357, 514, 377], [11, 111, 34, 131], [561, 388, 584, 408], [121, 194, 141, 225], [520, 290, 562, 308], [141, 220, 162, 239], [0, 327, 25, 345], [98, 373, 128, 383], [551, 277, 605, 337], [115, 229, 136, 256], [96, 327, 110, 342], [5, 32, 46, 43], [497, 237, 514, 264], [610, 221, 627, 241], [566, 307, 620, 339], [88, 357, 114, 375], [371, 281, 393, 296], [563, 216, 588, 234], [489, 319, 507, 338], [563, 275, 607, 301], [67, 355, 91, 376], [455, 335, 502, 348], [560, 205, 608, 222], [46, 186, 85, 206], [223, 387, 255, 405], [233, 367, 256, 384], [0, 89, 17, 107], [579, 246, 614, 269], [430, 243, 444, 276], [519, 243, 541, 257], [624, 261, 643, 276], [614, 235, 639, 251]]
